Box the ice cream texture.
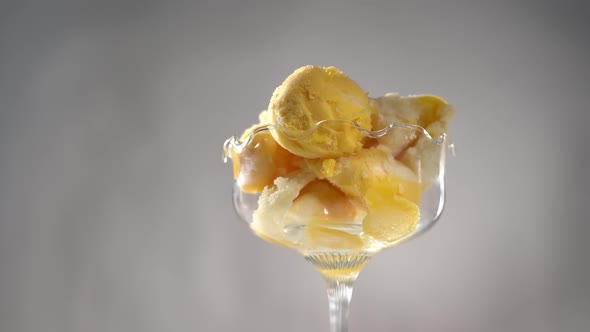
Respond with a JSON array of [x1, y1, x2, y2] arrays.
[[231, 124, 303, 193], [229, 65, 454, 252], [268, 66, 373, 159]]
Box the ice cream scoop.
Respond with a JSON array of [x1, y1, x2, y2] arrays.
[[268, 66, 373, 158]]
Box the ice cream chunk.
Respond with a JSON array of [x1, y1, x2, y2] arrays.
[[304, 145, 422, 243], [304, 145, 422, 204], [362, 187, 420, 244], [285, 180, 367, 228], [232, 122, 303, 193], [370, 94, 454, 157], [399, 108, 452, 187], [370, 94, 454, 187], [306, 225, 364, 251], [268, 66, 373, 158], [251, 169, 316, 247], [284, 180, 367, 250]]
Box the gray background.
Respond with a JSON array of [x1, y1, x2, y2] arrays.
[[1, 0, 589, 331]]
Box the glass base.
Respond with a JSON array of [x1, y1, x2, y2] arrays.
[[305, 252, 373, 278]]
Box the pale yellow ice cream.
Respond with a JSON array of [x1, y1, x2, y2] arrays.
[[268, 66, 373, 158], [231, 123, 303, 193], [370, 93, 454, 156], [370, 93, 454, 187]]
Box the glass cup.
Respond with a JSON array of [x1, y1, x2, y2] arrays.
[[224, 119, 451, 332]]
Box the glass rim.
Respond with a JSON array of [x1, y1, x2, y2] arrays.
[[223, 120, 449, 161]]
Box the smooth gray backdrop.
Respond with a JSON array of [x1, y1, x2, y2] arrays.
[[1, 1, 589, 331]]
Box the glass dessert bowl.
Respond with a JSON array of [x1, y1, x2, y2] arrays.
[[223, 66, 454, 332]]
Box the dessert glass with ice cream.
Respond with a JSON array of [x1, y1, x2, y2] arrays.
[[223, 66, 454, 332]]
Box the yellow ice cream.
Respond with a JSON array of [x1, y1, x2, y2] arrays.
[[268, 66, 373, 158], [227, 65, 454, 252], [305, 145, 422, 204], [304, 145, 422, 244]]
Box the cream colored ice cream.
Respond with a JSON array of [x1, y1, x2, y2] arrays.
[[370, 94, 453, 155], [268, 66, 373, 158], [370, 93, 454, 187], [250, 168, 316, 246]]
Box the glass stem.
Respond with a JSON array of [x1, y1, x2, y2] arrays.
[[306, 252, 372, 332], [324, 274, 356, 332]]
